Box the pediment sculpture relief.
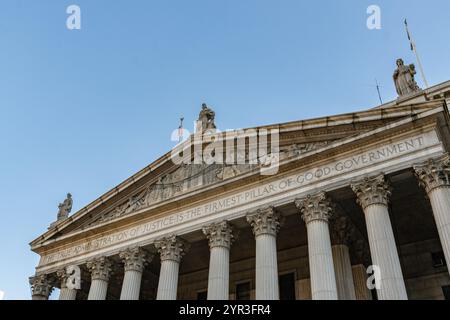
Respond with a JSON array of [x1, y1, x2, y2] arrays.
[[90, 141, 332, 226]]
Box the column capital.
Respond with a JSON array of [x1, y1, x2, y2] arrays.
[[329, 214, 356, 246], [154, 235, 190, 263], [295, 192, 334, 224], [351, 174, 391, 210], [202, 221, 236, 249], [413, 153, 450, 194], [29, 274, 53, 299], [246, 206, 281, 237], [86, 257, 113, 281], [56, 268, 70, 289], [119, 247, 151, 273]]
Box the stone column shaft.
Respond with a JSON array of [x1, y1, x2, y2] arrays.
[[247, 207, 281, 300], [351, 174, 407, 300], [120, 247, 150, 300], [296, 193, 338, 300], [59, 287, 77, 300], [157, 260, 180, 300], [427, 188, 450, 270], [414, 154, 450, 275], [57, 269, 77, 300], [332, 244, 356, 300], [86, 257, 112, 300], [155, 235, 189, 300], [203, 221, 235, 300], [352, 264, 372, 300]]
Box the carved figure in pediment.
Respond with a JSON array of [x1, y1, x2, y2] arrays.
[[216, 165, 241, 180]]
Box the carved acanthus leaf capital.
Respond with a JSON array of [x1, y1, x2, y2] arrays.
[[154, 235, 190, 263], [120, 247, 151, 273], [202, 221, 236, 249], [351, 174, 391, 210], [414, 153, 450, 194], [246, 206, 281, 237], [329, 214, 356, 246], [29, 274, 53, 298], [86, 257, 113, 281], [295, 192, 334, 224]]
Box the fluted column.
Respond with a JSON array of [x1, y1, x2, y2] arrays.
[[119, 247, 150, 300], [155, 235, 189, 300], [56, 269, 77, 300], [351, 174, 407, 300], [86, 257, 113, 300], [295, 193, 338, 300], [29, 274, 53, 300], [203, 221, 235, 300], [247, 207, 281, 300], [330, 214, 356, 300], [352, 264, 372, 300], [414, 154, 450, 276]]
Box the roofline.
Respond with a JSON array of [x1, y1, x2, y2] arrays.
[[29, 80, 450, 247]]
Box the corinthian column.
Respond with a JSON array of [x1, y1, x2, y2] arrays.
[[203, 221, 235, 300], [330, 214, 356, 300], [155, 235, 189, 300], [246, 206, 281, 300], [295, 193, 338, 300], [414, 154, 450, 276], [119, 247, 150, 300], [56, 269, 77, 300], [351, 174, 407, 300], [29, 274, 53, 300], [86, 257, 113, 300]]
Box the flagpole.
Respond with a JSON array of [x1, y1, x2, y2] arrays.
[[405, 19, 429, 88]]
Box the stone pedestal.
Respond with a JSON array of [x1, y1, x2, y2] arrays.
[[86, 257, 112, 300], [155, 236, 189, 300], [351, 174, 407, 300], [247, 207, 281, 300], [296, 193, 338, 300], [203, 221, 235, 300]]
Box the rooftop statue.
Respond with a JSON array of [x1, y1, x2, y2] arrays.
[[393, 58, 421, 97], [197, 103, 216, 133], [57, 193, 72, 221]]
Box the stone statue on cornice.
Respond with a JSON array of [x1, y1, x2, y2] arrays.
[[393, 58, 421, 97], [57, 193, 72, 221], [197, 103, 216, 133]]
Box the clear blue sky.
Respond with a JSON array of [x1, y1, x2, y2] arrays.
[[0, 0, 449, 300]]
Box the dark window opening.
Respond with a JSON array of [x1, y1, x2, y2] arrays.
[[431, 251, 447, 268], [279, 273, 296, 300], [236, 282, 251, 300], [442, 286, 450, 300], [197, 291, 207, 300]]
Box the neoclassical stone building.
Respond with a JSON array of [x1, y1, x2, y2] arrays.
[[29, 74, 450, 300]]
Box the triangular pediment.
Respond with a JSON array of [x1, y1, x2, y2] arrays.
[[30, 98, 448, 251]]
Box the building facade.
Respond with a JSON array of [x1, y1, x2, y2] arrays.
[[29, 78, 450, 300]]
